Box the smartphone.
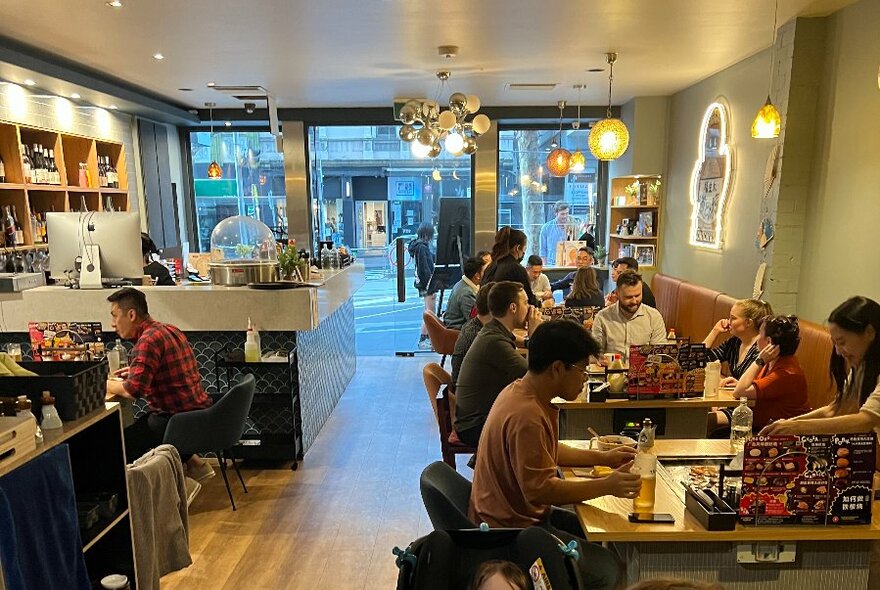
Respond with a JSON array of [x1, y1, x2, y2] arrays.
[[628, 513, 675, 524]]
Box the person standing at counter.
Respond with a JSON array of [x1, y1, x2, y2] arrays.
[[409, 222, 437, 350], [591, 270, 667, 359], [141, 233, 175, 286], [762, 296, 880, 436], [481, 227, 539, 307], [104, 287, 214, 480], [710, 315, 809, 431]]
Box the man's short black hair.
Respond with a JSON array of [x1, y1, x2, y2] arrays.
[[528, 320, 600, 373], [476, 250, 491, 260], [527, 255, 543, 267], [475, 284, 491, 316], [141, 233, 159, 257], [463, 256, 484, 280], [488, 281, 523, 317], [616, 269, 643, 289], [613, 256, 639, 270], [107, 287, 149, 317]]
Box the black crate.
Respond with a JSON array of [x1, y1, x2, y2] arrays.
[[0, 361, 108, 421]]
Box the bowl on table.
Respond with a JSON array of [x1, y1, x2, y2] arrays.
[[591, 434, 637, 451]]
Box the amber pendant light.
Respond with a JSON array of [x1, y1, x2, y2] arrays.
[[206, 102, 222, 179], [588, 53, 630, 161], [752, 0, 782, 139], [546, 101, 571, 177]]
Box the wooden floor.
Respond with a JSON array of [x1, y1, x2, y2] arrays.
[[161, 355, 442, 589]]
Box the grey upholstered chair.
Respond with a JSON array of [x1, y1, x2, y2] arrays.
[[419, 461, 475, 530], [163, 374, 256, 510]]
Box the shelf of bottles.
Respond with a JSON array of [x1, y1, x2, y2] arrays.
[[0, 120, 129, 249]]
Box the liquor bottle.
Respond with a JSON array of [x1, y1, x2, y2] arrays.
[[21, 145, 31, 184], [78, 162, 88, 188], [105, 195, 114, 212], [45, 147, 55, 185], [48, 149, 59, 185], [11, 205, 24, 245], [98, 156, 107, 188], [30, 212, 38, 244], [730, 397, 753, 452], [637, 418, 656, 454], [80, 195, 88, 212], [32, 144, 44, 184], [3, 205, 15, 247], [0, 155, 5, 183]]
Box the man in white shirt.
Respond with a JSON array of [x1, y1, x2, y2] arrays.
[[592, 270, 667, 359], [443, 256, 484, 329], [526, 255, 553, 301]]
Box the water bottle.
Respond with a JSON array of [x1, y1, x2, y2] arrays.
[[730, 397, 753, 451], [114, 339, 128, 368], [320, 244, 330, 270], [329, 245, 340, 270]]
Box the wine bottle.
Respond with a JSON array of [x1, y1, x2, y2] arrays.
[[20, 145, 31, 184], [32, 144, 44, 184], [11, 206, 23, 245], [0, 155, 5, 183], [48, 149, 59, 185], [44, 147, 54, 185], [105, 195, 114, 212], [3, 206, 15, 247], [99, 156, 107, 188]]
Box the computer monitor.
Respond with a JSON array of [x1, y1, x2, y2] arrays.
[[47, 212, 144, 286]]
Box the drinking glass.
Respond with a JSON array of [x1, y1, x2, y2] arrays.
[[6, 343, 22, 362], [632, 453, 657, 516]]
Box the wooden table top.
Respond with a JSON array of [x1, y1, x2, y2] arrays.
[[563, 455, 880, 542], [562, 438, 736, 461], [553, 388, 747, 409]]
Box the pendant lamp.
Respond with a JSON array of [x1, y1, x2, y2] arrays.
[[589, 53, 629, 161], [206, 102, 222, 179], [569, 85, 586, 172], [752, 0, 782, 139], [546, 101, 571, 177]]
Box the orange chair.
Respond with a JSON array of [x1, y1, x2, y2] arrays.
[[423, 312, 460, 367], [422, 363, 475, 468]]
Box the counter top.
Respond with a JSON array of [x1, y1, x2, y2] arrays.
[[0, 264, 364, 332]]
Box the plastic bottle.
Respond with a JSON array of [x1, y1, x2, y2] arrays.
[[730, 397, 753, 452], [328, 245, 340, 270], [608, 354, 627, 394], [319, 244, 330, 270], [16, 395, 43, 443], [666, 327, 677, 340], [638, 418, 656, 453], [244, 329, 260, 363], [40, 391, 62, 430], [115, 339, 128, 368], [703, 360, 721, 398], [247, 317, 261, 358]]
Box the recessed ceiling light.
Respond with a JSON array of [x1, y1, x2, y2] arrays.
[[153, 53, 164, 60], [207, 82, 216, 87], [225, 121, 232, 127], [23, 79, 36, 86], [178, 88, 193, 92], [108, 104, 118, 110], [70, 93, 81, 99], [106, 1, 122, 7], [587, 68, 605, 73]]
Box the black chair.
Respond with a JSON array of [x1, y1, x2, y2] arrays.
[[419, 461, 475, 530], [163, 374, 256, 510]]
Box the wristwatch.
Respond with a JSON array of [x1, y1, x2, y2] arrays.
[[755, 357, 766, 367]]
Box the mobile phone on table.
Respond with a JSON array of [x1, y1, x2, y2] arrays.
[[628, 513, 675, 524]]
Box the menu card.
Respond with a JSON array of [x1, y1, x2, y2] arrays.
[[28, 321, 106, 361], [739, 434, 875, 525], [540, 305, 599, 324], [627, 342, 708, 398]]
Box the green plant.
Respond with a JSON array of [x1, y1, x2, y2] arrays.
[[593, 245, 608, 264], [624, 181, 640, 196], [649, 179, 661, 194], [277, 242, 302, 277], [233, 243, 253, 258]]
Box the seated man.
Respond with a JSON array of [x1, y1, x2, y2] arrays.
[[592, 270, 667, 359], [605, 256, 656, 308], [526, 255, 553, 301], [105, 287, 214, 480], [451, 285, 492, 385], [549, 247, 594, 297], [444, 256, 484, 329], [470, 320, 639, 590], [454, 281, 542, 447]]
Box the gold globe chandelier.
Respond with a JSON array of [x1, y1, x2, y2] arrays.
[[205, 102, 222, 179], [546, 100, 571, 177], [589, 53, 630, 161], [752, 0, 782, 139], [398, 70, 491, 159]]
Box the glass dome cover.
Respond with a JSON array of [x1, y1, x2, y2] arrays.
[[209, 215, 278, 265]]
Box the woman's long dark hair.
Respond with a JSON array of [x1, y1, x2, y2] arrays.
[[490, 226, 527, 260], [567, 266, 600, 302], [828, 296, 880, 404], [416, 221, 434, 242]]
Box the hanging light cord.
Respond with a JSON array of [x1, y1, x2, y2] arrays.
[[606, 55, 615, 119], [767, 0, 779, 94]]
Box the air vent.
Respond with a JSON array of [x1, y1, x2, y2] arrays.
[[505, 83, 558, 91]]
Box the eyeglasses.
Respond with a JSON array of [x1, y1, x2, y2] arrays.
[[566, 363, 591, 378]]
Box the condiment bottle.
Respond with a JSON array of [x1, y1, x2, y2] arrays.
[[40, 391, 62, 430], [244, 329, 260, 363], [16, 395, 43, 443], [608, 354, 627, 394]]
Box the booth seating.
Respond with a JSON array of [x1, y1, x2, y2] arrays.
[[650, 273, 837, 410]]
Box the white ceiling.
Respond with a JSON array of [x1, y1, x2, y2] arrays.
[[0, 0, 856, 111]]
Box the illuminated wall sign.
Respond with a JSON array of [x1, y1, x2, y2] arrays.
[[689, 101, 733, 249]]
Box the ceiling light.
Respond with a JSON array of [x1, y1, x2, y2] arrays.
[[411, 141, 431, 158], [588, 53, 630, 161], [752, 0, 782, 139], [70, 93, 81, 99], [153, 53, 164, 60], [207, 82, 216, 87], [23, 79, 35, 86], [432, 169, 442, 181], [108, 104, 118, 110], [224, 121, 232, 127], [546, 101, 571, 177], [206, 102, 222, 179], [178, 88, 193, 92], [106, 0, 122, 7]]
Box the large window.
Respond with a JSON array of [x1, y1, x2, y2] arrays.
[[497, 129, 601, 266], [189, 131, 287, 251]]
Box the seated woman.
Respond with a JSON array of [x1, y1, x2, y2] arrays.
[[703, 298, 773, 379], [710, 315, 809, 432], [564, 267, 605, 309], [762, 296, 880, 436], [141, 233, 175, 286]]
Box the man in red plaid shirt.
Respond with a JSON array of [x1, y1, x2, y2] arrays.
[[105, 287, 214, 480]]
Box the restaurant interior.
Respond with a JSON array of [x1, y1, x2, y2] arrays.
[[0, 0, 879, 588]]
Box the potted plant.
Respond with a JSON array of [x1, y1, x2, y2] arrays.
[[648, 179, 661, 206], [277, 240, 304, 281], [624, 181, 641, 206], [593, 245, 608, 266]]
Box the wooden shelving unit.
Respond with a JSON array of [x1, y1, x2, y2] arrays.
[[0, 120, 130, 247], [609, 174, 662, 269]]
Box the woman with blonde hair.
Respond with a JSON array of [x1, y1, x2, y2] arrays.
[[703, 299, 773, 379], [564, 266, 605, 308]]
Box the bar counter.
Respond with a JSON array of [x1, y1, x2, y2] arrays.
[[0, 264, 366, 462]]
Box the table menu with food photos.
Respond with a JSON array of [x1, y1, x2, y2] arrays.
[[540, 305, 599, 324], [739, 434, 876, 525], [28, 321, 106, 361], [626, 342, 708, 398]]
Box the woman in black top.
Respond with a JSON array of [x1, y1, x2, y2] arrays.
[[564, 267, 605, 309], [481, 227, 538, 306], [703, 298, 773, 378], [141, 233, 175, 286]]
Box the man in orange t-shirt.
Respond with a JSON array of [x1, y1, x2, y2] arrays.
[[470, 320, 639, 590]]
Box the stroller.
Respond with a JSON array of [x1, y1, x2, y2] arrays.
[[394, 526, 584, 590]]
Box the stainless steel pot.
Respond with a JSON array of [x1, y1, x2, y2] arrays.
[[209, 262, 279, 286]]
